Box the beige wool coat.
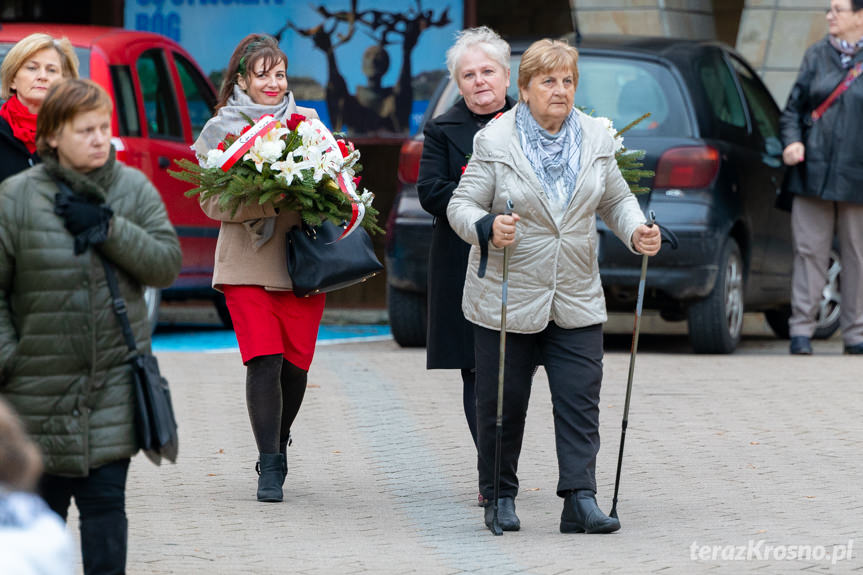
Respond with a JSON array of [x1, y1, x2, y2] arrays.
[[446, 105, 646, 334], [200, 105, 318, 291]]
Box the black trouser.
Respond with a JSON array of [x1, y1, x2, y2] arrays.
[[461, 368, 478, 447], [40, 458, 131, 575], [474, 323, 603, 500]]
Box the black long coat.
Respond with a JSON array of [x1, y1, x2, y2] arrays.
[[0, 115, 39, 185], [417, 97, 514, 369], [779, 37, 863, 205]]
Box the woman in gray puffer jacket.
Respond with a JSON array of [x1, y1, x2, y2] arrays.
[[0, 79, 181, 574]]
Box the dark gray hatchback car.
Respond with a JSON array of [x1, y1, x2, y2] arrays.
[[385, 36, 841, 354]]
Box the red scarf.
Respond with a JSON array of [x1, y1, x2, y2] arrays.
[[0, 95, 38, 154]]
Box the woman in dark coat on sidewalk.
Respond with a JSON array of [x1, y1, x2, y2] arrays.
[[0, 33, 78, 183], [417, 28, 514, 487], [779, 0, 863, 355]]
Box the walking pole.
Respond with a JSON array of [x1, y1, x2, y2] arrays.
[[609, 210, 655, 520], [490, 199, 514, 536]]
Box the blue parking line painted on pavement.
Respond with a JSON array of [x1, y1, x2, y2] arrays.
[[151, 324, 391, 353]]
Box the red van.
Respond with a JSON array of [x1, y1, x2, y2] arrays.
[[0, 23, 224, 327]]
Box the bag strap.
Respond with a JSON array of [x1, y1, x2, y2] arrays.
[[99, 256, 139, 354], [52, 177, 138, 353], [811, 61, 863, 122]]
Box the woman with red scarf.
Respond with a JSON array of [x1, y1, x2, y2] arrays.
[[0, 33, 78, 183]]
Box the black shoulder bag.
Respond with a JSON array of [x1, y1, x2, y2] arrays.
[[100, 256, 179, 465]]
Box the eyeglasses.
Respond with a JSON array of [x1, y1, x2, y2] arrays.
[[826, 6, 854, 15]]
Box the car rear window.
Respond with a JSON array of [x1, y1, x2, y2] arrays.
[[576, 55, 691, 137], [0, 45, 90, 94], [428, 50, 690, 138]]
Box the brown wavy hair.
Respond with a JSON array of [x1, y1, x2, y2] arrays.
[[217, 34, 288, 109]]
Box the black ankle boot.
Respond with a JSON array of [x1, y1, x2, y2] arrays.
[[279, 432, 291, 485], [484, 497, 520, 531], [560, 490, 620, 534], [256, 453, 284, 502]]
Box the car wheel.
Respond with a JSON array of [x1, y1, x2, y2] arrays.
[[388, 284, 426, 347], [144, 286, 161, 335], [762, 248, 841, 340], [214, 293, 234, 330], [687, 238, 744, 354], [813, 248, 841, 339]]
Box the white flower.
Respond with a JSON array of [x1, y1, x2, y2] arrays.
[[596, 116, 624, 153], [297, 121, 328, 150], [359, 188, 375, 207], [199, 148, 224, 169], [305, 146, 340, 183], [271, 153, 311, 185], [243, 128, 288, 172]]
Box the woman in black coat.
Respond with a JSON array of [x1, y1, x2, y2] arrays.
[[417, 27, 515, 499], [0, 33, 78, 183], [779, 0, 863, 355]]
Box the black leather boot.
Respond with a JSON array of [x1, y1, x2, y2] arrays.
[[484, 497, 520, 531], [256, 453, 284, 502], [560, 490, 620, 534]]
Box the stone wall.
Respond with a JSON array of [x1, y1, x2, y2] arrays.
[[572, 0, 717, 39], [569, 0, 827, 107], [735, 0, 827, 105]]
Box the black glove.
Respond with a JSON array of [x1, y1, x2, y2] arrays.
[[54, 193, 114, 255]]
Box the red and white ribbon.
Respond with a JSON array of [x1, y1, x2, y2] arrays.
[[306, 118, 365, 241], [217, 115, 279, 172]]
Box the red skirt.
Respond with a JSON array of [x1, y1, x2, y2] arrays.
[[223, 285, 325, 370]]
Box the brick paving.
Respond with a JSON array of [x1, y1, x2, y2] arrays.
[[63, 327, 862, 574]]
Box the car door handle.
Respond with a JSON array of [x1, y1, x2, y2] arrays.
[[158, 156, 171, 169]]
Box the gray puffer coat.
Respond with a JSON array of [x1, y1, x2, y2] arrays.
[[0, 158, 181, 477]]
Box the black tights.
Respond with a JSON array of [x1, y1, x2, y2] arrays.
[[245, 354, 308, 454]]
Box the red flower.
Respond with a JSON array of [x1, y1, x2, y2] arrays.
[[461, 165, 467, 175], [285, 113, 306, 131], [217, 141, 226, 151], [352, 176, 362, 187], [337, 140, 351, 158], [240, 124, 253, 136]]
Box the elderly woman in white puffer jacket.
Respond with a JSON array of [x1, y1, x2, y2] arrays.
[[447, 38, 660, 535]]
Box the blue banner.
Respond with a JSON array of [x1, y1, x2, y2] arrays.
[[126, 0, 461, 136]]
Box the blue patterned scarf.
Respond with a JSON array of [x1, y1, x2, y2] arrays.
[[829, 35, 863, 68], [516, 103, 582, 214]]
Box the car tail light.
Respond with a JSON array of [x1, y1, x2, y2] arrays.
[[397, 139, 423, 184], [654, 145, 719, 189]]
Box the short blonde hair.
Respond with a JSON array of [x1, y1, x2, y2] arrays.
[[1, 33, 79, 100], [517, 39, 579, 102], [36, 79, 113, 157]]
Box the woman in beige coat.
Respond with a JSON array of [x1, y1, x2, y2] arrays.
[[447, 39, 661, 534], [195, 34, 323, 503]]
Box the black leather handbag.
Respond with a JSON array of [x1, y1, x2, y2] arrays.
[[286, 220, 383, 297], [100, 256, 179, 465]]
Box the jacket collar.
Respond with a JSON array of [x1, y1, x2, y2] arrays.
[[475, 104, 614, 224], [436, 96, 516, 158]]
